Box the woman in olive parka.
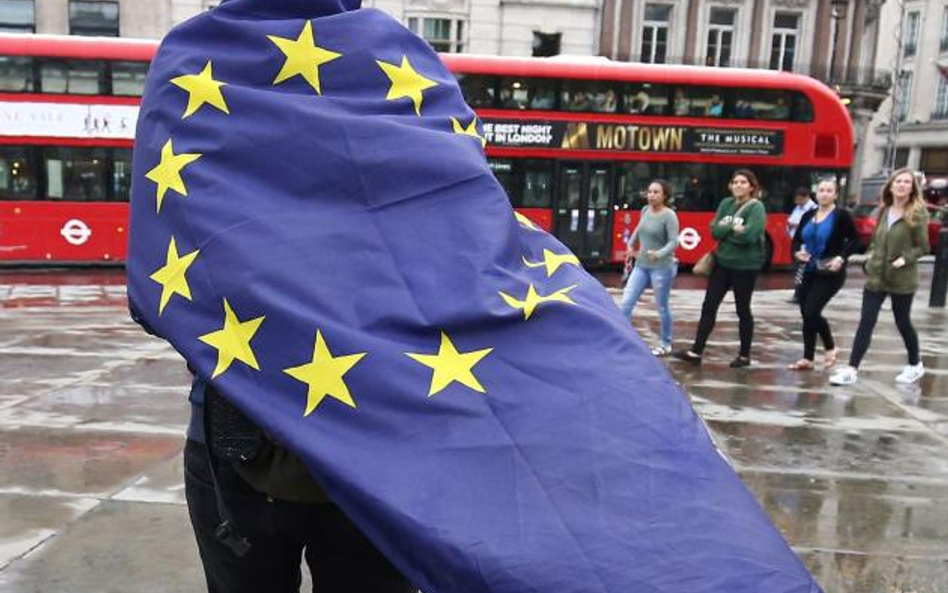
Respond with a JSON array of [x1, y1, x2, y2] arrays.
[[830, 168, 930, 386]]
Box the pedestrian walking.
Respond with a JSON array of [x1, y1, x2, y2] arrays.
[[786, 187, 817, 304], [617, 180, 680, 356], [787, 178, 858, 371], [674, 169, 767, 368], [830, 168, 930, 386]]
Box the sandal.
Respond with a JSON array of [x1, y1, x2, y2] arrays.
[[823, 348, 839, 369], [787, 359, 814, 371]]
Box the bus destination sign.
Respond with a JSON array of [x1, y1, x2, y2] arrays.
[[480, 119, 783, 157]]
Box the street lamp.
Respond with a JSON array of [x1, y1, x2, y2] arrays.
[[829, 0, 849, 81]]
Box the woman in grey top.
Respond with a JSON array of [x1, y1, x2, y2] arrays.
[[618, 180, 680, 356]]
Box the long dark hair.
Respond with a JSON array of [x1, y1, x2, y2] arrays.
[[650, 179, 673, 205], [729, 169, 761, 199]]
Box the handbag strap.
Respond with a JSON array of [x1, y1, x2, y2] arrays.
[[712, 198, 759, 253], [733, 198, 759, 220]]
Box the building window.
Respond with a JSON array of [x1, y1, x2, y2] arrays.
[[769, 12, 799, 71], [934, 75, 948, 120], [69, 1, 119, 37], [896, 70, 913, 122], [407, 17, 465, 53], [532, 31, 561, 57], [640, 4, 672, 64], [705, 7, 736, 67], [921, 148, 948, 175], [0, 0, 34, 33], [941, 8, 948, 53], [904, 11, 919, 57], [894, 148, 909, 169], [640, 4, 671, 64]]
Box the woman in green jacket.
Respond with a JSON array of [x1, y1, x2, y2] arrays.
[[674, 169, 767, 368], [830, 168, 930, 386]]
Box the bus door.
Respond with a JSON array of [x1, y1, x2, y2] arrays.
[[554, 162, 613, 260]]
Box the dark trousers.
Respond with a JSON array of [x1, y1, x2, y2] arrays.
[[848, 290, 920, 368], [184, 440, 415, 593], [692, 264, 758, 357], [797, 271, 845, 360]]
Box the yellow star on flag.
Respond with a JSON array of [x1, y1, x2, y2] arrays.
[[145, 139, 202, 213], [522, 249, 581, 277], [406, 332, 493, 397], [198, 299, 265, 379], [283, 330, 367, 415], [451, 116, 486, 147], [499, 283, 578, 320], [268, 21, 341, 94], [170, 60, 230, 118], [514, 212, 541, 231], [376, 55, 438, 116], [149, 237, 200, 315]]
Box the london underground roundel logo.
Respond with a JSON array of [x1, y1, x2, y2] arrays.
[[678, 227, 701, 251], [60, 219, 92, 246]]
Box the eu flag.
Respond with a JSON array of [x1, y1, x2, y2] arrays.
[[127, 1, 823, 591]]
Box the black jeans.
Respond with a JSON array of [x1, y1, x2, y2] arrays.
[[692, 264, 758, 357], [848, 290, 920, 368], [797, 271, 846, 360], [184, 440, 415, 593]]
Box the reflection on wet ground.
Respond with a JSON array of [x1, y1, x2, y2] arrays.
[[0, 268, 946, 592]]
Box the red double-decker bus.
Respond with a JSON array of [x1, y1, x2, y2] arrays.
[[444, 54, 854, 266], [0, 34, 853, 266]]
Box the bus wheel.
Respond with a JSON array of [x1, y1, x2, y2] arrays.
[[762, 235, 774, 271]]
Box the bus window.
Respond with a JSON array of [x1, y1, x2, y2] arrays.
[[562, 80, 617, 113], [521, 160, 553, 207], [112, 61, 149, 96], [45, 147, 109, 201], [678, 87, 725, 118], [0, 56, 33, 92], [0, 147, 36, 200], [112, 148, 133, 201], [732, 89, 792, 120], [41, 59, 104, 94], [40, 61, 67, 93], [792, 92, 814, 122], [498, 77, 534, 110], [621, 83, 668, 115], [457, 73, 497, 108], [754, 166, 821, 213], [617, 162, 723, 212], [488, 158, 518, 202], [527, 79, 557, 110]]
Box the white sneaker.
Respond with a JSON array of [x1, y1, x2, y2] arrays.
[[895, 363, 925, 384], [830, 366, 858, 386]]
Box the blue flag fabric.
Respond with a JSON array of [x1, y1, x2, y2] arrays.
[[127, 1, 823, 592]]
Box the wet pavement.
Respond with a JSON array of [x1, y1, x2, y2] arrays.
[[1, 267, 947, 593]]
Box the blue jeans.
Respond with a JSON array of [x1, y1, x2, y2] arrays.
[[618, 263, 677, 346]]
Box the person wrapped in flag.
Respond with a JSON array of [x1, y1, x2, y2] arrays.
[[126, 0, 825, 591]]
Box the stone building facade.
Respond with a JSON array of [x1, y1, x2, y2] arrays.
[[3, 0, 599, 57], [862, 0, 948, 187], [596, 0, 890, 199], [3, 0, 895, 196]]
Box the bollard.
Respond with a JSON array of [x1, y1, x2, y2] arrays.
[[931, 227, 948, 308]]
